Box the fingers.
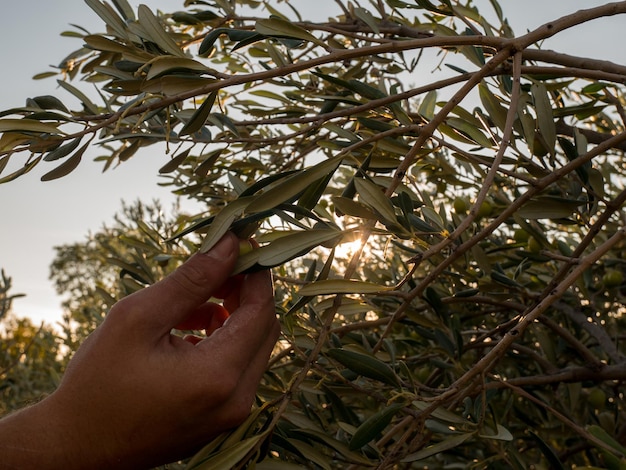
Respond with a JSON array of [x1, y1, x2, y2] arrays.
[[199, 269, 280, 372], [112, 233, 238, 335], [175, 303, 229, 334]]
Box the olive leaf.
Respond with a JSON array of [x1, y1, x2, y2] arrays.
[[531, 82, 556, 154], [0, 119, 62, 135], [44, 138, 83, 162], [137, 4, 186, 57], [518, 196, 585, 220], [298, 279, 392, 296], [187, 433, 269, 470], [146, 57, 211, 81], [179, 91, 218, 136], [327, 348, 400, 386], [255, 17, 327, 49], [158, 148, 190, 174], [246, 157, 342, 213], [40, 141, 90, 181], [233, 229, 342, 274], [401, 433, 474, 463], [85, 0, 129, 40], [350, 404, 403, 450], [354, 178, 398, 224], [199, 197, 253, 253]]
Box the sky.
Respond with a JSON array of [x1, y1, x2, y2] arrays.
[[0, 0, 623, 327]]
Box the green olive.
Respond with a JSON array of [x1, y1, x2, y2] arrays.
[[476, 200, 493, 218], [453, 197, 468, 214], [603, 269, 623, 288], [238, 239, 254, 256], [527, 237, 542, 253], [588, 388, 607, 409]]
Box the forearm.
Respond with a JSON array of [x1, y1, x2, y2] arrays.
[[0, 396, 96, 470]]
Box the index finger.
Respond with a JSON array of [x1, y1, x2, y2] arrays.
[[111, 233, 238, 336]]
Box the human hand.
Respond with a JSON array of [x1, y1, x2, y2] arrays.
[[0, 233, 280, 469]]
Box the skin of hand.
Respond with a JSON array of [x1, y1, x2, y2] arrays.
[[0, 233, 280, 470]]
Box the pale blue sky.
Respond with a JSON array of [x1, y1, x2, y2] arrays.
[[0, 1, 622, 326]]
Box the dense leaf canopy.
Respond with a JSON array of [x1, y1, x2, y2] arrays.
[[2, 0, 626, 468]]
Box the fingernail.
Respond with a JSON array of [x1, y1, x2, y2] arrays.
[[205, 233, 236, 260]]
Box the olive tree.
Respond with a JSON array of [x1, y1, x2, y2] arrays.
[[2, 0, 626, 467], [0, 272, 65, 416]]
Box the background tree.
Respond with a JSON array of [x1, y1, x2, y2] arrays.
[[2, 0, 626, 468], [50, 199, 194, 346], [0, 272, 65, 416]]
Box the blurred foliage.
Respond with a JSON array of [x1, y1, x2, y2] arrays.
[[49, 199, 196, 347], [0, 272, 64, 416], [2, 0, 626, 468]]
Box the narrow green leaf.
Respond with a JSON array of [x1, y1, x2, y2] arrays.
[[299, 279, 392, 296], [588, 425, 626, 455], [531, 82, 556, 154], [332, 196, 378, 219], [0, 119, 62, 135], [529, 431, 566, 470], [84, 0, 129, 39], [232, 248, 262, 275], [479, 424, 513, 441], [354, 178, 398, 224], [287, 439, 332, 470], [188, 433, 267, 470], [327, 348, 400, 386], [159, 148, 190, 174], [146, 57, 210, 80], [350, 404, 403, 449], [33, 71, 59, 80], [137, 4, 186, 57], [518, 197, 584, 220], [256, 460, 309, 470], [195, 148, 225, 176], [490, 271, 523, 288], [478, 83, 507, 131], [412, 401, 473, 425], [239, 170, 299, 198], [446, 117, 493, 148], [287, 250, 335, 315], [32, 95, 70, 114], [419, 90, 437, 120], [357, 117, 395, 133], [0, 156, 42, 184], [347, 79, 387, 100], [84, 34, 136, 54], [207, 113, 240, 137], [142, 76, 216, 96], [255, 17, 327, 49], [44, 137, 83, 161], [415, 0, 454, 15], [179, 91, 218, 136], [401, 433, 474, 462], [199, 28, 262, 56], [421, 206, 445, 231], [354, 7, 380, 33], [256, 229, 342, 268], [199, 197, 253, 253], [112, 0, 135, 21], [292, 429, 374, 466], [247, 157, 342, 213], [57, 80, 99, 115], [40, 141, 89, 181], [297, 171, 334, 212]]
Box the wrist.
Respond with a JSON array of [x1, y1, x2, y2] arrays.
[[0, 393, 110, 470]]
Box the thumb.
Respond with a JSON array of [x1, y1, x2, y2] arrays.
[[118, 233, 239, 334]]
